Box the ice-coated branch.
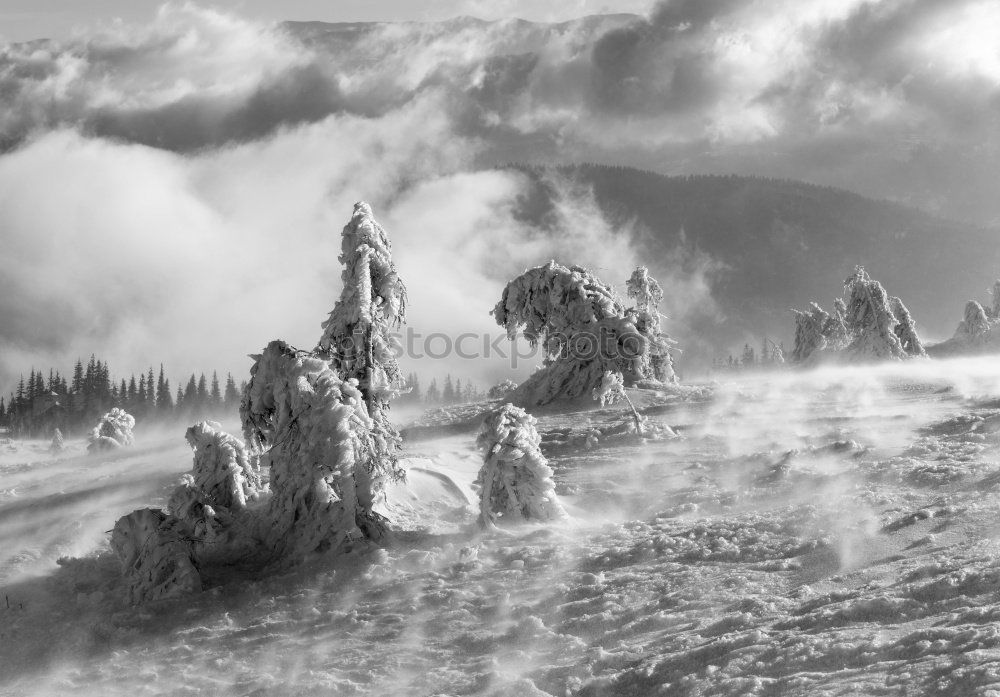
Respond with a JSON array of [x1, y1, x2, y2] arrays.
[[593, 370, 643, 435], [475, 403, 565, 528]]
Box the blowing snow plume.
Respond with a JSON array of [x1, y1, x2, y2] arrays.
[[491, 261, 677, 406], [111, 202, 406, 603]]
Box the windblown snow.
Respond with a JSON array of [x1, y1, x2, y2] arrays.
[[6, 358, 1000, 695]]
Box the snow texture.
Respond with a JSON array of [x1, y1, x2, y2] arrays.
[[475, 403, 565, 527], [492, 261, 677, 406], [87, 408, 135, 453]]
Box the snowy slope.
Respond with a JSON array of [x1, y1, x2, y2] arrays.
[[5, 359, 1000, 695]]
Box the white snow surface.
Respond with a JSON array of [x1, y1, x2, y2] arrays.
[[8, 358, 1000, 694]]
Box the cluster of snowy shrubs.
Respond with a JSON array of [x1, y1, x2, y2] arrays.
[[791, 266, 925, 364]]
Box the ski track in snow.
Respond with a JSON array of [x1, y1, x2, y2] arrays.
[[5, 359, 1000, 695]]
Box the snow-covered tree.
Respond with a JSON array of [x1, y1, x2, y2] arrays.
[[626, 266, 677, 382], [475, 404, 565, 528], [841, 267, 909, 360], [487, 379, 519, 400], [110, 508, 202, 605], [167, 421, 264, 566], [317, 201, 407, 486], [492, 261, 678, 406], [991, 280, 1000, 320], [791, 303, 830, 363], [111, 204, 408, 603], [87, 407, 135, 452], [791, 267, 921, 364], [890, 296, 925, 357], [824, 298, 851, 350], [49, 427, 64, 454], [956, 301, 991, 342], [593, 370, 643, 435], [243, 340, 388, 556]]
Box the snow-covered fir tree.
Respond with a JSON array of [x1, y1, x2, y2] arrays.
[[842, 267, 910, 360], [626, 266, 677, 382], [49, 427, 64, 454], [475, 403, 565, 528], [890, 296, 925, 357], [242, 341, 386, 555], [317, 201, 407, 486]]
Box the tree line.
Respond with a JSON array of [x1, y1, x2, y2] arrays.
[[0, 355, 245, 438], [394, 373, 485, 407], [0, 358, 498, 440]]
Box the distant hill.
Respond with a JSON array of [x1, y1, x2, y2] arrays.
[[509, 164, 1000, 367]]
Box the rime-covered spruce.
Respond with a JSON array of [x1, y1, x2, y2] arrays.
[[475, 403, 565, 528]]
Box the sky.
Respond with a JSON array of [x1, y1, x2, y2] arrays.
[[0, 0, 653, 42], [0, 0, 998, 400]]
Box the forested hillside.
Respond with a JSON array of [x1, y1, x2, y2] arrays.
[[512, 164, 999, 364]]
